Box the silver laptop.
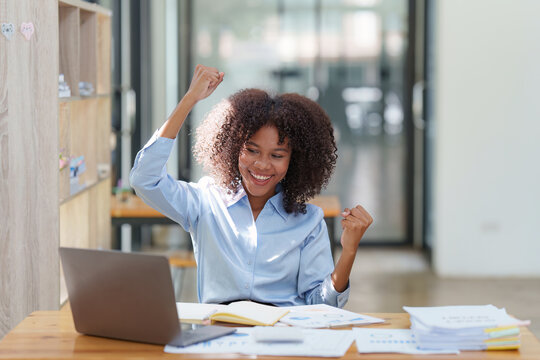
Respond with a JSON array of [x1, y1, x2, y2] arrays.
[[59, 247, 235, 346]]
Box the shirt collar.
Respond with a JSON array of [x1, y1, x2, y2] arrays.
[[218, 183, 247, 208], [219, 181, 288, 220], [268, 187, 288, 220]]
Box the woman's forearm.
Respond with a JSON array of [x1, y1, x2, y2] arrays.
[[331, 248, 356, 292], [158, 92, 197, 139], [331, 205, 373, 293]]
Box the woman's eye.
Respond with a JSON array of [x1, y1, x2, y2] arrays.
[[272, 154, 284, 159], [247, 148, 258, 154]]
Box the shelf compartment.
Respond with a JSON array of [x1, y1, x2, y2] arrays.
[[59, 97, 111, 203], [96, 97, 112, 175], [96, 14, 111, 95], [80, 9, 97, 95], [69, 99, 98, 188], [59, 4, 80, 97]]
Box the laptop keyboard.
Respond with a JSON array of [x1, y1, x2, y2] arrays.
[[173, 325, 236, 347]]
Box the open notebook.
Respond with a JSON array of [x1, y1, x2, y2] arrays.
[[177, 301, 289, 326]]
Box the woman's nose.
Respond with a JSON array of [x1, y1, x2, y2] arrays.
[[254, 158, 271, 169]]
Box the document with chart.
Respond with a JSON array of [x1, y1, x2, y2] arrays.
[[279, 304, 384, 328]]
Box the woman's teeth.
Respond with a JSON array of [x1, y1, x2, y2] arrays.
[[251, 173, 271, 181]]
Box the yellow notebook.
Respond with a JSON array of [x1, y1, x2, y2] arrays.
[[209, 301, 290, 326]]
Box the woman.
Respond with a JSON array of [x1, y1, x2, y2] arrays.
[[130, 65, 372, 307]]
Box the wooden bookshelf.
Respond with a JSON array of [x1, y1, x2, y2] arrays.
[[57, 0, 112, 304], [0, 0, 113, 339]]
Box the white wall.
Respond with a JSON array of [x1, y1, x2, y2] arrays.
[[432, 0, 540, 276]]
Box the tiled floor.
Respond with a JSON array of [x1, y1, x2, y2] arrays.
[[174, 247, 540, 337]]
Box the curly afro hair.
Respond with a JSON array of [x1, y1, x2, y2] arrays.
[[194, 88, 337, 214]]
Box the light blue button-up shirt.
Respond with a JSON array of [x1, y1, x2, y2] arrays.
[[129, 132, 349, 307]]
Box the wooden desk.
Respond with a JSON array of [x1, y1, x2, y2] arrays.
[[112, 194, 342, 256], [111, 194, 176, 225], [0, 311, 538, 359]]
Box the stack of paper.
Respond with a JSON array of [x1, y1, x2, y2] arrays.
[[403, 305, 530, 351]]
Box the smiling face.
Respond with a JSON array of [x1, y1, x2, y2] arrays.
[[238, 126, 291, 208]]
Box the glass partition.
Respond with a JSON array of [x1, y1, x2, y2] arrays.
[[191, 0, 409, 243]]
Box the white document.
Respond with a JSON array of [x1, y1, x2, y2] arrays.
[[176, 302, 227, 320], [164, 327, 355, 357], [403, 305, 530, 331], [279, 304, 384, 328], [252, 326, 304, 343], [354, 328, 459, 355]]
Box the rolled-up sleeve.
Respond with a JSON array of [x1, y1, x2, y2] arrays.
[[129, 131, 201, 232], [298, 210, 350, 308]]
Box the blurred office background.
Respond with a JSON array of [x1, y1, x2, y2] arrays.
[[99, 0, 540, 335]]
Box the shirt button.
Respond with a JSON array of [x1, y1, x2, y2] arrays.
[[248, 260, 252, 265], [244, 283, 249, 289]]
